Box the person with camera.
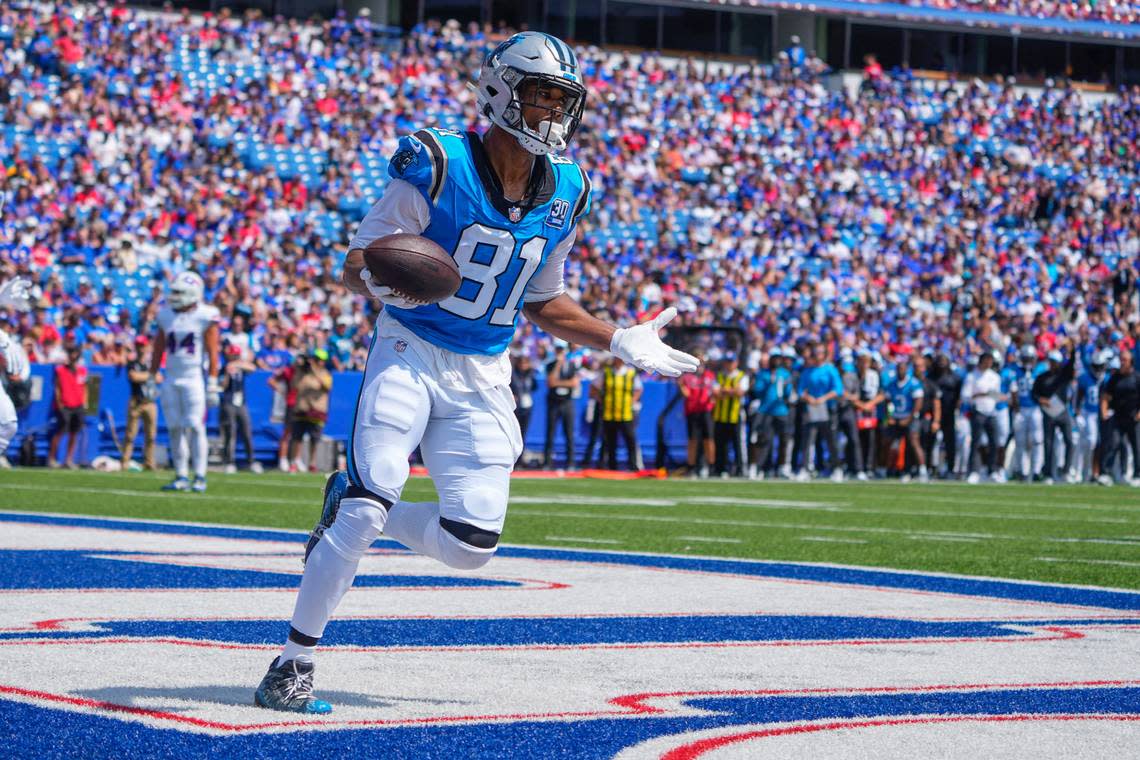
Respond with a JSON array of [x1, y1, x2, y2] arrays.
[[121, 336, 160, 471], [221, 342, 261, 474], [288, 349, 333, 474], [543, 341, 580, 469]]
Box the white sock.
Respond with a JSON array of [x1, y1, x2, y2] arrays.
[[279, 639, 315, 665], [191, 425, 208, 479], [170, 426, 188, 479], [285, 496, 387, 651]]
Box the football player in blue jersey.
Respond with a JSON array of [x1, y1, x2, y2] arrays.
[[1075, 350, 1110, 482], [254, 32, 699, 713], [1009, 344, 1047, 480]]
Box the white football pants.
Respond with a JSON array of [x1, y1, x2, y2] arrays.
[[161, 378, 207, 479], [288, 314, 523, 644], [1011, 407, 1043, 479], [1075, 410, 1100, 482]]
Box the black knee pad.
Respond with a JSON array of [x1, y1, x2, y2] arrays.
[[439, 517, 500, 549], [345, 484, 393, 509]]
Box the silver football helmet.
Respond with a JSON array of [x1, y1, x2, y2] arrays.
[[474, 32, 586, 156], [168, 271, 204, 310]]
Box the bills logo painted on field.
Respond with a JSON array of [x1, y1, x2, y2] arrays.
[[546, 198, 570, 229], [1, 511, 1138, 758]]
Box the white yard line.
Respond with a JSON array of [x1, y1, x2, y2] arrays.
[[510, 508, 1005, 541], [798, 536, 868, 545], [1035, 557, 1140, 568], [514, 496, 677, 507], [918, 495, 1140, 513], [0, 483, 310, 506], [686, 497, 846, 510], [542, 535, 622, 545], [1047, 537, 1140, 546], [908, 535, 980, 544], [675, 535, 743, 545]]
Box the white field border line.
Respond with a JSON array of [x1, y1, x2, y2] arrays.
[[3, 508, 1139, 598], [915, 495, 1140, 513], [6, 482, 1137, 528], [521, 495, 1137, 525], [511, 507, 1139, 546], [798, 536, 869, 545], [542, 535, 622, 545], [1036, 557, 1140, 568], [907, 535, 981, 543], [0, 483, 312, 507], [676, 535, 743, 544]]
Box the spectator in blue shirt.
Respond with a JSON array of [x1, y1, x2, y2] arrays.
[[882, 356, 927, 481], [795, 343, 843, 481], [749, 347, 795, 479], [257, 332, 294, 372]]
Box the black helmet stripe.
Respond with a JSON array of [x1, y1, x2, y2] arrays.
[[543, 33, 575, 73]]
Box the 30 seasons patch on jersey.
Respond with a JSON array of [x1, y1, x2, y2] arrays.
[[0, 510, 1137, 758]]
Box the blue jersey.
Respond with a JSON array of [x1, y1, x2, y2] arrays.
[[884, 373, 924, 419], [1077, 371, 1105, 414], [758, 367, 793, 416], [997, 366, 1015, 411], [1009, 362, 1047, 408], [798, 364, 842, 400], [384, 128, 590, 355]]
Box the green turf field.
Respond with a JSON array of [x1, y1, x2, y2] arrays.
[[3, 468, 1139, 589]]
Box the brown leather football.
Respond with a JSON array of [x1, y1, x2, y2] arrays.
[[362, 233, 461, 304]]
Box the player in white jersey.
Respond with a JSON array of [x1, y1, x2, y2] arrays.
[[0, 279, 33, 467], [254, 32, 699, 714], [149, 272, 220, 492]]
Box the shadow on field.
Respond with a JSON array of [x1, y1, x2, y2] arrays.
[[76, 685, 470, 710]]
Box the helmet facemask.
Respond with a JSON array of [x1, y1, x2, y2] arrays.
[[475, 32, 588, 157]]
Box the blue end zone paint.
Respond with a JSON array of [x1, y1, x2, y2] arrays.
[[0, 550, 517, 591], [1, 686, 1136, 759], [4, 511, 1139, 610], [2, 614, 1095, 647]]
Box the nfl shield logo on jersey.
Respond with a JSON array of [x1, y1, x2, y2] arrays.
[[394, 339, 407, 353], [508, 206, 522, 223]]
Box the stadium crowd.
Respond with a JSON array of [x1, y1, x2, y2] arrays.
[[841, 0, 1140, 26], [1, 3, 1140, 481]]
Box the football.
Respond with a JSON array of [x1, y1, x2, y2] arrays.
[[362, 234, 461, 304]]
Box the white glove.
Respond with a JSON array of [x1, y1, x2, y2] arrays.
[[609, 307, 700, 378], [206, 376, 221, 408], [359, 268, 427, 310], [0, 278, 32, 312]]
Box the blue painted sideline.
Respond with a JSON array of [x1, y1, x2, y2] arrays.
[[3, 510, 1138, 610]]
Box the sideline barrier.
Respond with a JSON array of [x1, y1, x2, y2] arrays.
[[7, 365, 692, 469]]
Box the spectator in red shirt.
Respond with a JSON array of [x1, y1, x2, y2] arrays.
[[269, 359, 300, 472], [50, 345, 88, 469], [679, 355, 716, 476]]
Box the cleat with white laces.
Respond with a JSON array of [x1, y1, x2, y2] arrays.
[[966, 472, 980, 484], [161, 477, 190, 492], [254, 657, 332, 714], [305, 471, 350, 564], [191, 477, 207, 493]]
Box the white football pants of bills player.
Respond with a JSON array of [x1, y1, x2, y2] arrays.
[[160, 378, 207, 480], [1074, 410, 1100, 482], [1011, 406, 1043, 479]]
